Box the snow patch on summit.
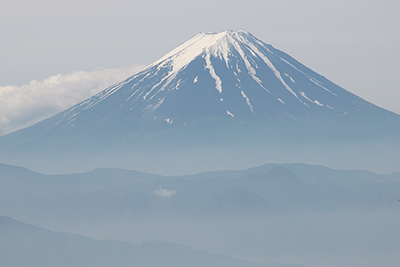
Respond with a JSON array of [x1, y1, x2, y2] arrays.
[[153, 31, 228, 74]]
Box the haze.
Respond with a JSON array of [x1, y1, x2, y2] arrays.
[[1, 1, 400, 267]]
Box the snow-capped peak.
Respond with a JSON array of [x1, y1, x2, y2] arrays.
[[150, 30, 253, 75], [48, 29, 384, 132], [145, 30, 303, 103]]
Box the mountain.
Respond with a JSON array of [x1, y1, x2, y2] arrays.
[[2, 161, 399, 228], [0, 216, 300, 267], [0, 30, 399, 174], [1, 163, 400, 267], [187, 163, 400, 185]]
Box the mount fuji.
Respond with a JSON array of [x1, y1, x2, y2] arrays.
[[1, 30, 399, 174]]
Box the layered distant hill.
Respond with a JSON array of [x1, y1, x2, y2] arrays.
[[1, 215, 301, 267], [1, 162, 400, 267], [1, 161, 399, 228], [0, 30, 399, 174]]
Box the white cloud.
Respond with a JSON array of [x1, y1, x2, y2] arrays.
[[0, 65, 144, 136], [153, 188, 176, 198]]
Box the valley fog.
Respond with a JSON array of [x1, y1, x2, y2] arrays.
[[2, 162, 400, 267], [74, 209, 400, 267]]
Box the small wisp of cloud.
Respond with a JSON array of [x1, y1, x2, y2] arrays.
[[153, 188, 176, 198]]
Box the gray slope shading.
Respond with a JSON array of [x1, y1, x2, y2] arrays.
[[0, 216, 303, 267], [199, 187, 282, 217]]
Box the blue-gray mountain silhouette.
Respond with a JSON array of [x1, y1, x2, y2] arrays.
[[0, 30, 399, 174]]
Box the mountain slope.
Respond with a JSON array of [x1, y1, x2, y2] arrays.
[[0, 30, 399, 174], [8, 30, 398, 134], [0, 215, 300, 267]]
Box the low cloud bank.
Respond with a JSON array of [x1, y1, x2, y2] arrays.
[[0, 65, 144, 136]]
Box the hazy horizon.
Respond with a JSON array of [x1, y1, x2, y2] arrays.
[[1, 2, 400, 267]]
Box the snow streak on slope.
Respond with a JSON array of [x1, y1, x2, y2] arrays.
[[241, 91, 255, 114], [205, 49, 223, 93], [246, 41, 301, 102], [281, 58, 335, 96], [228, 34, 266, 90]]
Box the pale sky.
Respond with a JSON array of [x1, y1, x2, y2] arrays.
[[1, 0, 399, 135]]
